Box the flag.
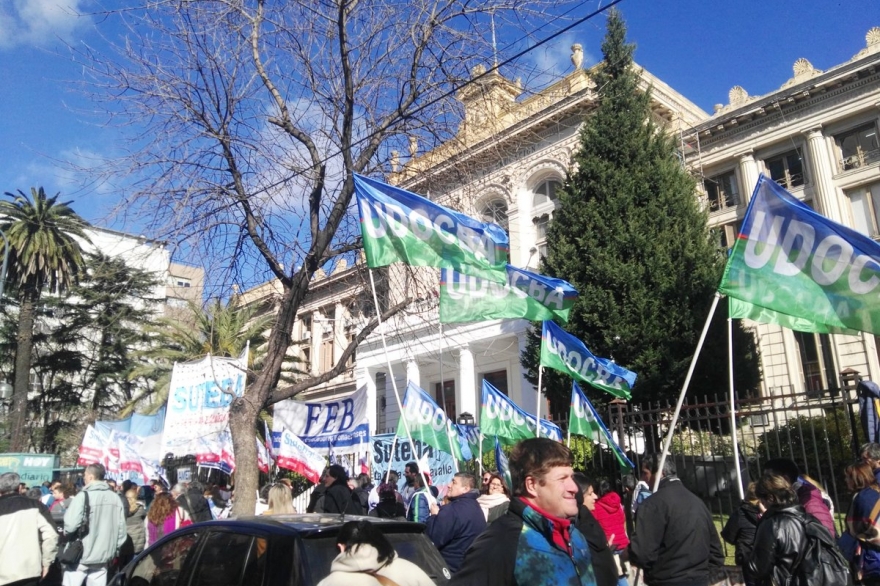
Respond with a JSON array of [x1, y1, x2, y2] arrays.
[[720, 174, 880, 335], [256, 436, 270, 474], [354, 173, 509, 282], [439, 265, 578, 323], [494, 436, 512, 491], [540, 320, 636, 400], [275, 428, 326, 483], [263, 420, 275, 460], [480, 380, 564, 447], [359, 454, 370, 476], [570, 382, 634, 470], [395, 382, 463, 460], [728, 297, 858, 335]]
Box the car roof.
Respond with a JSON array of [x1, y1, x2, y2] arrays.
[[192, 514, 426, 538]]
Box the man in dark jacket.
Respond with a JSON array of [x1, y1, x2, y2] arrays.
[[451, 438, 596, 586], [172, 481, 212, 523], [426, 473, 486, 573], [628, 454, 723, 586], [322, 465, 363, 515]]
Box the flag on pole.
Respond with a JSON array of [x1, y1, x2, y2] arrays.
[[720, 174, 880, 335], [480, 380, 563, 447], [540, 320, 636, 400], [395, 382, 463, 461], [354, 173, 509, 282], [569, 382, 634, 470], [494, 436, 512, 491], [275, 428, 326, 483], [439, 265, 578, 324], [256, 436, 270, 474]]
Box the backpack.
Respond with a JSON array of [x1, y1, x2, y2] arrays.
[[792, 514, 853, 586]]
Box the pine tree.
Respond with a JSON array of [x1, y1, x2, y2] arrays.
[[522, 10, 761, 411]]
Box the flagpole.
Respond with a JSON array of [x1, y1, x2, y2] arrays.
[[478, 432, 484, 477], [728, 315, 745, 501], [368, 268, 433, 498], [438, 322, 459, 473], [653, 292, 721, 493], [384, 434, 398, 484], [536, 366, 544, 438]]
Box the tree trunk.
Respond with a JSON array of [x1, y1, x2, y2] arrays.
[[10, 287, 38, 452], [229, 394, 260, 517]]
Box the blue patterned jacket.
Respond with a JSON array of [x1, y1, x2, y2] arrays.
[[450, 497, 596, 586]]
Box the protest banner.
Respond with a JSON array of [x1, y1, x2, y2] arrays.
[[371, 433, 456, 498], [272, 385, 371, 455]]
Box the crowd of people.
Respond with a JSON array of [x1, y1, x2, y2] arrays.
[[10, 438, 880, 586]]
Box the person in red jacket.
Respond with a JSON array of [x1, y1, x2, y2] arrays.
[[593, 479, 629, 551]]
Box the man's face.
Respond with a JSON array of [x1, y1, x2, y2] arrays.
[[526, 465, 579, 518], [862, 452, 880, 471], [447, 476, 468, 499], [405, 467, 416, 485]]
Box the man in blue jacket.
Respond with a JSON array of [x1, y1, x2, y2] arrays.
[[426, 473, 487, 573]]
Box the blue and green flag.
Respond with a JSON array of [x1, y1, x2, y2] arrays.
[[395, 382, 463, 461], [570, 382, 633, 471], [720, 174, 880, 335], [439, 265, 578, 323], [354, 174, 508, 282]]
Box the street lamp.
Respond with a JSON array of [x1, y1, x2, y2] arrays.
[[0, 382, 12, 404], [457, 412, 474, 426]]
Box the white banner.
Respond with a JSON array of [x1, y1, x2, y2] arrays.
[[275, 429, 326, 483], [272, 385, 370, 455], [161, 350, 248, 459]]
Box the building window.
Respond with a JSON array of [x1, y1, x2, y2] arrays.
[[794, 331, 837, 396], [765, 149, 805, 189], [302, 347, 311, 372], [710, 222, 740, 253], [703, 171, 739, 212], [480, 198, 509, 231], [846, 181, 880, 238], [836, 123, 880, 171], [533, 179, 561, 206], [481, 370, 508, 395], [300, 314, 312, 340], [320, 339, 334, 373], [376, 372, 387, 431], [434, 380, 456, 418]]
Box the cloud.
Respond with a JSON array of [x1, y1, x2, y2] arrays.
[[0, 0, 90, 50]]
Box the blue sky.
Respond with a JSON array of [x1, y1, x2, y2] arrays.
[[1, 0, 877, 235]]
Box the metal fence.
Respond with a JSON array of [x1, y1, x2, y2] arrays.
[[563, 383, 864, 545]]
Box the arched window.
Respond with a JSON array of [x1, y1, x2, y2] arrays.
[[533, 179, 562, 206], [480, 198, 509, 231]]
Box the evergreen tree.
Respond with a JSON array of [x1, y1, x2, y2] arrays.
[[522, 10, 761, 412]]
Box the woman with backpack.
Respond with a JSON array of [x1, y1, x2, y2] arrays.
[[749, 473, 851, 586], [841, 462, 880, 585]]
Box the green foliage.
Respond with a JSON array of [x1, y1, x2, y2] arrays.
[[521, 10, 761, 411], [0, 252, 161, 453], [755, 407, 860, 491]]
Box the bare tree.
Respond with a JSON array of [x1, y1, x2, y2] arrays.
[[75, 0, 569, 514]]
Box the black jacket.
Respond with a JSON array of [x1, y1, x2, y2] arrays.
[[176, 489, 212, 523], [628, 477, 724, 586], [747, 505, 808, 586], [576, 504, 619, 586], [721, 500, 761, 582], [323, 480, 363, 515]]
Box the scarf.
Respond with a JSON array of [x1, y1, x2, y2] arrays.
[[519, 497, 573, 554]]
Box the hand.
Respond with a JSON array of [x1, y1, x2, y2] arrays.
[[42, 567, 49, 578], [429, 503, 439, 516]]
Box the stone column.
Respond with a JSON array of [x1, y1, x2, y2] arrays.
[[737, 150, 760, 205], [406, 357, 420, 389], [803, 127, 841, 222], [459, 346, 477, 417]]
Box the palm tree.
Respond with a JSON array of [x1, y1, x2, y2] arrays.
[[126, 297, 288, 415], [0, 187, 90, 451]]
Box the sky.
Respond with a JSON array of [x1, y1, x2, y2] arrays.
[[0, 0, 877, 239]]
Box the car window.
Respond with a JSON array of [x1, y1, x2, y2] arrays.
[[190, 531, 267, 586], [129, 532, 200, 586], [301, 532, 450, 585]]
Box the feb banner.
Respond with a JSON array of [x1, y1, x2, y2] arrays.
[[272, 386, 371, 455], [396, 382, 463, 461], [161, 350, 248, 459], [275, 429, 326, 483], [720, 174, 880, 335], [480, 380, 563, 447], [439, 265, 577, 324], [354, 173, 508, 282], [540, 320, 636, 400], [371, 433, 456, 498]]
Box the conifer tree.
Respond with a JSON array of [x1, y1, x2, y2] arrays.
[[522, 10, 761, 411]]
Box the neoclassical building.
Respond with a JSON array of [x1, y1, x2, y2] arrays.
[[683, 28, 880, 398], [248, 28, 880, 437]]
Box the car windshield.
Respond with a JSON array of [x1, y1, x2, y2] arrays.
[[301, 532, 450, 585]]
